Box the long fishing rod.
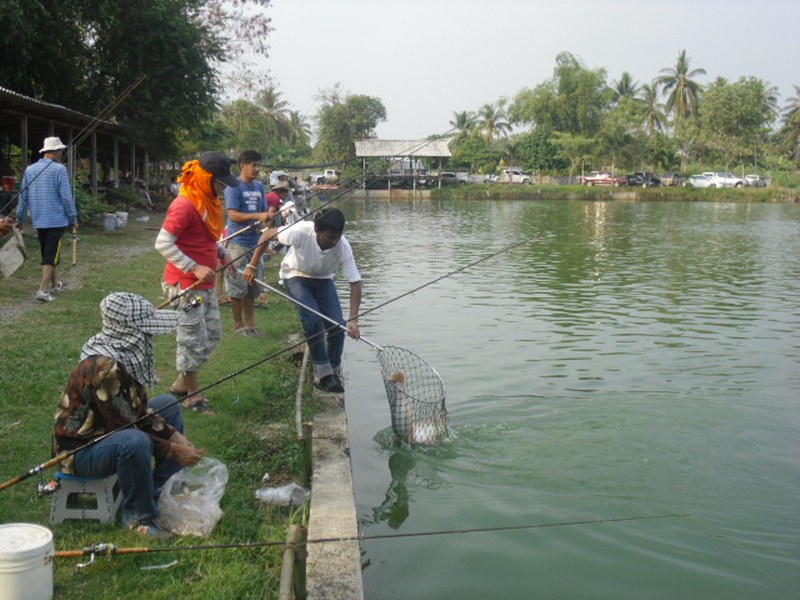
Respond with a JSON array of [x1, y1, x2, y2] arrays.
[[1, 75, 147, 215], [54, 513, 691, 566], [1, 232, 531, 492], [157, 132, 457, 309]]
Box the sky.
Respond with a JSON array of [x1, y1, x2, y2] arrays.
[[258, 0, 799, 140]]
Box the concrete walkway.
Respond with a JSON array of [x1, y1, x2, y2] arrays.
[[305, 390, 365, 599]]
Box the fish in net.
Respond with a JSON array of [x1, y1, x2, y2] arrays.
[[376, 346, 449, 446]]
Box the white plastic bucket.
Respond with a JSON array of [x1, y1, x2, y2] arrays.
[[0, 523, 53, 600], [115, 211, 128, 229], [102, 213, 117, 231]]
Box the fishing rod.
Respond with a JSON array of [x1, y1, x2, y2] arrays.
[[54, 512, 691, 569], [157, 132, 458, 309], [1, 75, 147, 215], [1, 232, 532, 492]]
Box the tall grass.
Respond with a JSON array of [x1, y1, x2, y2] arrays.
[[0, 213, 312, 599]]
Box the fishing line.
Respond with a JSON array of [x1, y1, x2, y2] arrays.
[[0, 233, 533, 492], [54, 513, 691, 563], [158, 131, 458, 309], [1, 75, 147, 215]]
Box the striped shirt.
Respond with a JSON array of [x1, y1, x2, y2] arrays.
[[17, 158, 77, 228]]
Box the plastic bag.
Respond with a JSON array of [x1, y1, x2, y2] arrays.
[[255, 482, 309, 507], [158, 457, 229, 537]]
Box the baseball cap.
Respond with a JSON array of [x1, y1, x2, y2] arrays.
[[199, 152, 239, 187]]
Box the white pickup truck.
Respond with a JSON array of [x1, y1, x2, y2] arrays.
[[309, 169, 340, 185], [500, 169, 532, 185]]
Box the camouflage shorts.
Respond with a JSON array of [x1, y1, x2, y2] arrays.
[[224, 242, 262, 300], [161, 283, 221, 373]]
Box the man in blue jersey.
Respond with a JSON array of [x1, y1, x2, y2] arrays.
[[15, 136, 78, 302], [224, 150, 272, 336]]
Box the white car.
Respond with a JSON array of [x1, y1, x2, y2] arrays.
[[684, 174, 716, 188], [744, 174, 767, 187], [702, 172, 744, 188], [500, 169, 532, 184]]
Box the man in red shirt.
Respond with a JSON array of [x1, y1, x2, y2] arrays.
[[155, 152, 238, 415], [265, 181, 289, 211]]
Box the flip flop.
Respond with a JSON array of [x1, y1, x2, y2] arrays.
[[169, 387, 188, 397], [183, 396, 215, 415]]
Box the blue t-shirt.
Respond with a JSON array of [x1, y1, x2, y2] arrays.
[[224, 179, 266, 248]]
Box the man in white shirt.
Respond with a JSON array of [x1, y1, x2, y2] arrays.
[[244, 208, 361, 393]]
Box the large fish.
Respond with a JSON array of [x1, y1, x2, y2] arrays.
[[387, 371, 448, 446]]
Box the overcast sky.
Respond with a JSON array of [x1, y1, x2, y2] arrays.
[[261, 0, 799, 140]]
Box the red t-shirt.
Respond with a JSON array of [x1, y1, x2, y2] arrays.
[[265, 191, 282, 210], [161, 196, 219, 290]]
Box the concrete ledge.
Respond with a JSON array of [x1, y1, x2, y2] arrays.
[[305, 391, 364, 600]]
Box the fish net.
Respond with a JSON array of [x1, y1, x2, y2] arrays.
[[375, 345, 449, 446]]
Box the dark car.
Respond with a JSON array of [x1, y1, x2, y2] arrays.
[[626, 172, 661, 187]]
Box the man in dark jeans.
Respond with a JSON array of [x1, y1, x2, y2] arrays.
[[244, 208, 362, 393]]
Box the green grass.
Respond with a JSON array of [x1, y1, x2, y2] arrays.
[[0, 211, 314, 599]]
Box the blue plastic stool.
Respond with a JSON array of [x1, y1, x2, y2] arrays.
[[50, 472, 122, 524]]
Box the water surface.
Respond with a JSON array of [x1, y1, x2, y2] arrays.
[[337, 198, 799, 599]]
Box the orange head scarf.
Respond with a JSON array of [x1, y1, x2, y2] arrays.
[[177, 159, 224, 239]]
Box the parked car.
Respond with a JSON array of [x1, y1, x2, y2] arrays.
[[702, 172, 743, 188], [660, 172, 683, 186], [578, 171, 625, 186], [626, 172, 661, 187], [744, 174, 767, 187], [684, 174, 716, 188], [500, 168, 532, 184], [439, 172, 459, 186]]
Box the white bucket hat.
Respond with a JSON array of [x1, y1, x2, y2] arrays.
[[40, 136, 67, 153]]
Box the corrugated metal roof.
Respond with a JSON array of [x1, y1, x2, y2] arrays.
[[355, 138, 453, 158]]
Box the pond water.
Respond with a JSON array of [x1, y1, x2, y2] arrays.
[[335, 198, 799, 600]]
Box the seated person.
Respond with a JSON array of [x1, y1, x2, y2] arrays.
[[52, 292, 204, 538]]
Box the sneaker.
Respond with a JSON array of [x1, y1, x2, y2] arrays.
[[52, 281, 64, 293], [314, 374, 344, 394], [35, 290, 54, 302], [131, 521, 174, 541]]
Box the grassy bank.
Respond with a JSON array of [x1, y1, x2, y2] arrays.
[[0, 212, 313, 599], [431, 183, 799, 202]]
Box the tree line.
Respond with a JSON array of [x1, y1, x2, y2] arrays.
[[2, 3, 798, 185]]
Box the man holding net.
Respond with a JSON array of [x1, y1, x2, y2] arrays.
[[244, 207, 361, 393]]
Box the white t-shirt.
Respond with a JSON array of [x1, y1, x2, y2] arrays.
[[277, 221, 361, 283]]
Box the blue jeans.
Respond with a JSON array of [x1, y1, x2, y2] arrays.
[[72, 394, 184, 527], [284, 276, 345, 379]]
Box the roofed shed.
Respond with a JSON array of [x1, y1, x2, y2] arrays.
[[354, 138, 453, 189]]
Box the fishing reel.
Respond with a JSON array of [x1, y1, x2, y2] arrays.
[[182, 294, 203, 312], [75, 543, 117, 573]]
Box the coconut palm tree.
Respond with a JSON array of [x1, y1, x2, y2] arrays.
[[255, 84, 292, 141], [779, 85, 800, 160], [639, 83, 667, 134], [612, 72, 640, 103], [287, 110, 312, 147], [655, 49, 706, 120], [477, 103, 510, 145]]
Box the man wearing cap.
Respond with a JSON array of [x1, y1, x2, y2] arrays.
[[266, 181, 290, 212], [223, 150, 271, 336], [15, 136, 78, 302], [155, 152, 239, 414], [53, 292, 204, 539]]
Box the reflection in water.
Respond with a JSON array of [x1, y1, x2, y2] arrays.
[[371, 449, 416, 529]]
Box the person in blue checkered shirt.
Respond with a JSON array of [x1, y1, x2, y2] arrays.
[[15, 136, 79, 302]]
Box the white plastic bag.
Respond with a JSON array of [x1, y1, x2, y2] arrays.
[[255, 482, 309, 507], [158, 457, 228, 537]]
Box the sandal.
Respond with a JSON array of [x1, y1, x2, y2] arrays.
[[169, 387, 188, 397], [183, 396, 215, 415]]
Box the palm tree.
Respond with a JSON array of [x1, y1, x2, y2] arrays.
[[779, 85, 800, 160], [477, 103, 510, 145], [612, 72, 639, 103], [655, 49, 706, 120], [287, 110, 312, 147], [639, 83, 667, 134], [449, 110, 476, 136], [255, 84, 292, 141]]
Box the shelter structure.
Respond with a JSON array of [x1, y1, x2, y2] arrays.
[[354, 138, 453, 190], [0, 85, 148, 207]]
